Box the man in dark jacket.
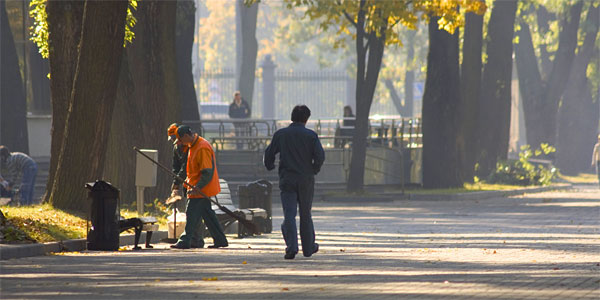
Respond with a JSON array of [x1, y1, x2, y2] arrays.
[[264, 105, 325, 259], [229, 91, 251, 149]]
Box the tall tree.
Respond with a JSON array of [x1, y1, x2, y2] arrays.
[[0, 0, 28, 153], [556, 3, 599, 175], [44, 0, 84, 203], [262, 0, 484, 191], [458, 0, 484, 182], [422, 16, 462, 188], [515, 1, 583, 151], [48, 0, 128, 210], [237, 0, 259, 109], [403, 27, 417, 118], [476, 0, 518, 177], [176, 0, 199, 121], [382, 27, 419, 117], [535, 5, 556, 79], [104, 0, 180, 204]]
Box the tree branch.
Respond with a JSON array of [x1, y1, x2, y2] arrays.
[[342, 10, 357, 27]]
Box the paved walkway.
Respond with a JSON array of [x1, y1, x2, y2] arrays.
[[1, 185, 599, 299]]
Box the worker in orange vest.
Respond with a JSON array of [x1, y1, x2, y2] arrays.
[[170, 125, 228, 249], [167, 123, 204, 248]]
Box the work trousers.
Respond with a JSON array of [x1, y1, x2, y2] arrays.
[[280, 176, 317, 256], [19, 162, 38, 205], [178, 197, 227, 247]]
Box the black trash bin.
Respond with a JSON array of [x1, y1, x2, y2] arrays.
[[238, 179, 272, 233], [85, 180, 120, 251]]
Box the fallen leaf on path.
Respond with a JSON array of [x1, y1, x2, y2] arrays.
[[202, 277, 218, 281], [282, 288, 289, 291]]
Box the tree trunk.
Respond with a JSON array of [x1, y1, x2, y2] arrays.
[[0, 0, 28, 154], [48, 0, 128, 211], [403, 28, 416, 118], [236, 0, 258, 110], [536, 5, 555, 79], [458, 4, 483, 182], [421, 17, 462, 188], [384, 79, 404, 115], [347, 5, 386, 192], [104, 54, 136, 203], [517, 2, 583, 151], [540, 1, 583, 149], [476, 0, 517, 177], [176, 0, 199, 122], [44, 0, 84, 203], [556, 4, 599, 175], [104, 0, 180, 205]]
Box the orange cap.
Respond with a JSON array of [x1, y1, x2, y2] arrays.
[[167, 123, 178, 142]]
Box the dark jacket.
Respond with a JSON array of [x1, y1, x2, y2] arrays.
[[264, 122, 325, 179], [228, 99, 251, 119], [172, 144, 188, 186]]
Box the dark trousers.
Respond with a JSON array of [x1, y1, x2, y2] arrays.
[[280, 176, 316, 256], [233, 123, 249, 149], [597, 162, 600, 187], [19, 162, 38, 205], [178, 197, 227, 246]]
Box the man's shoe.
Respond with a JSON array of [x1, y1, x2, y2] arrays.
[[304, 243, 319, 257], [190, 242, 204, 249], [207, 243, 228, 249], [170, 242, 190, 249], [284, 251, 297, 260]]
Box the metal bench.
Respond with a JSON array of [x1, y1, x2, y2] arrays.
[[212, 179, 268, 237], [119, 216, 158, 250]]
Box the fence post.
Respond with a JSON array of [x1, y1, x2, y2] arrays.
[[261, 55, 276, 119]]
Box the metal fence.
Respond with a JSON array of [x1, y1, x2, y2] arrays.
[[273, 70, 349, 119], [197, 68, 351, 119]]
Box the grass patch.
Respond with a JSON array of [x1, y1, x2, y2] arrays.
[[1, 203, 169, 244], [558, 172, 597, 184], [386, 182, 536, 195], [1, 203, 87, 243]]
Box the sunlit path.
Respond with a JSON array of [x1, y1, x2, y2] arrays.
[[1, 186, 598, 299]]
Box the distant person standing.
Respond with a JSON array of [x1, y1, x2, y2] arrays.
[[0, 146, 38, 205], [591, 134, 600, 188], [264, 105, 325, 259], [229, 91, 251, 149]]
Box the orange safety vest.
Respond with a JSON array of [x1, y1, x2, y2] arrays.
[[185, 134, 221, 198]]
